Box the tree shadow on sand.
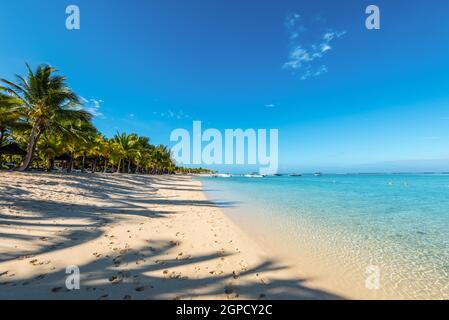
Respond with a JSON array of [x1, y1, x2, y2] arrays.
[[0, 239, 343, 300], [0, 173, 236, 262], [0, 173, 343, 299]]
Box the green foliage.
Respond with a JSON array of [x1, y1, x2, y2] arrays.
[[0, 63, 210, 174]]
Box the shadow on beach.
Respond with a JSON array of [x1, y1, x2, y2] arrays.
[[0, 172, 343, 300]]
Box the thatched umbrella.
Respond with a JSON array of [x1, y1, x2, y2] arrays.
[[0, 143, 26, 155], [0, 143, 27, 167], [54, 153, 71, 161]]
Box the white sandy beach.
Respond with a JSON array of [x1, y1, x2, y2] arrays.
[[0, 172, 341, 300]]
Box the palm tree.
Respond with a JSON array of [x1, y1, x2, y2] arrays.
[[133, 136, 151, 174], [38, 133, 63, 171], [0, 93, 28, 168], [0, 64, 92, 171], [112, 132, 139, 173], [149, 144, 174, 174], [87, 134, 107, 173], [0, 93, 25, 147], [99, 138, 113, 173], [73, 124, 98, 173], [57, 117, 95, 173]]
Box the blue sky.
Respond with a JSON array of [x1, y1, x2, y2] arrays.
[[1, 0, 449, 172]]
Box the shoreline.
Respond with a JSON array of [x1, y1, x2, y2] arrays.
[[0, 172, 340, 299], [200, 176, 449, 300]]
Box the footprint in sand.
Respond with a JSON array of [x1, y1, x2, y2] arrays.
[[163, 270, 184, 280], [224, 285, 235, 294], [134, 286, 146, 292], [169, 240, 180, 247], [147, 246, 157, 252], [29, 259, 51, 266], [119, 248, 130, 254], [109, 271, 131, 284], [209, 270, 224, 275]]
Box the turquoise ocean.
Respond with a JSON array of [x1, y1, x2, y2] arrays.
[[200, 174, 449, 299]]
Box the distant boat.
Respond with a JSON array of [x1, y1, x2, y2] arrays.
[[273, 173, 283, 177], [244, 173, 265, 178], [314, 172, 322, 176], [288, 173, 302, 177], [213, 173, 232, 178]]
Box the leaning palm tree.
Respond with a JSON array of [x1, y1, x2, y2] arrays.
[[0, 64, 91, 171]]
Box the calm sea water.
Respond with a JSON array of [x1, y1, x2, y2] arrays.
[[200, 174, 449, 299]]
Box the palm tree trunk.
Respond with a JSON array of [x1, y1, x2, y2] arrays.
[[116, 158, 121, 173], [92, 159, 97, 173], [81, 155, 86, 173], [127, 158, 131, 174], [0, 129, 4, 168], [67, 153, 74, 173], [47, 156, 55, 171], [17, 123, 40, 172], [0, 129, 5, 147], [103, 159, 108, 173]]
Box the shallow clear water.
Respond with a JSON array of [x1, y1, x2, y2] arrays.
[[200, 174, 449, 299]]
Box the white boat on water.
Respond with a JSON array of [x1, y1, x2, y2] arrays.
[[213, 173, 232, 178], [314, 172, 322, 176], [244, 174, 265, 178]]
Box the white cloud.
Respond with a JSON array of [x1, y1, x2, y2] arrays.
[[264, 103, 276, 108], [283, 13, 346, 80], [152, 109, 189, 120], [80, 96, 104, 117], [286, 13, 301, 30], [301, 65, 328, 80]]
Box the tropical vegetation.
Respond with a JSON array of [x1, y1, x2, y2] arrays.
[[0, 64, 212, 175]]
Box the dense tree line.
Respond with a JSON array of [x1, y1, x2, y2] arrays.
[[0, 64, 212, 175]]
